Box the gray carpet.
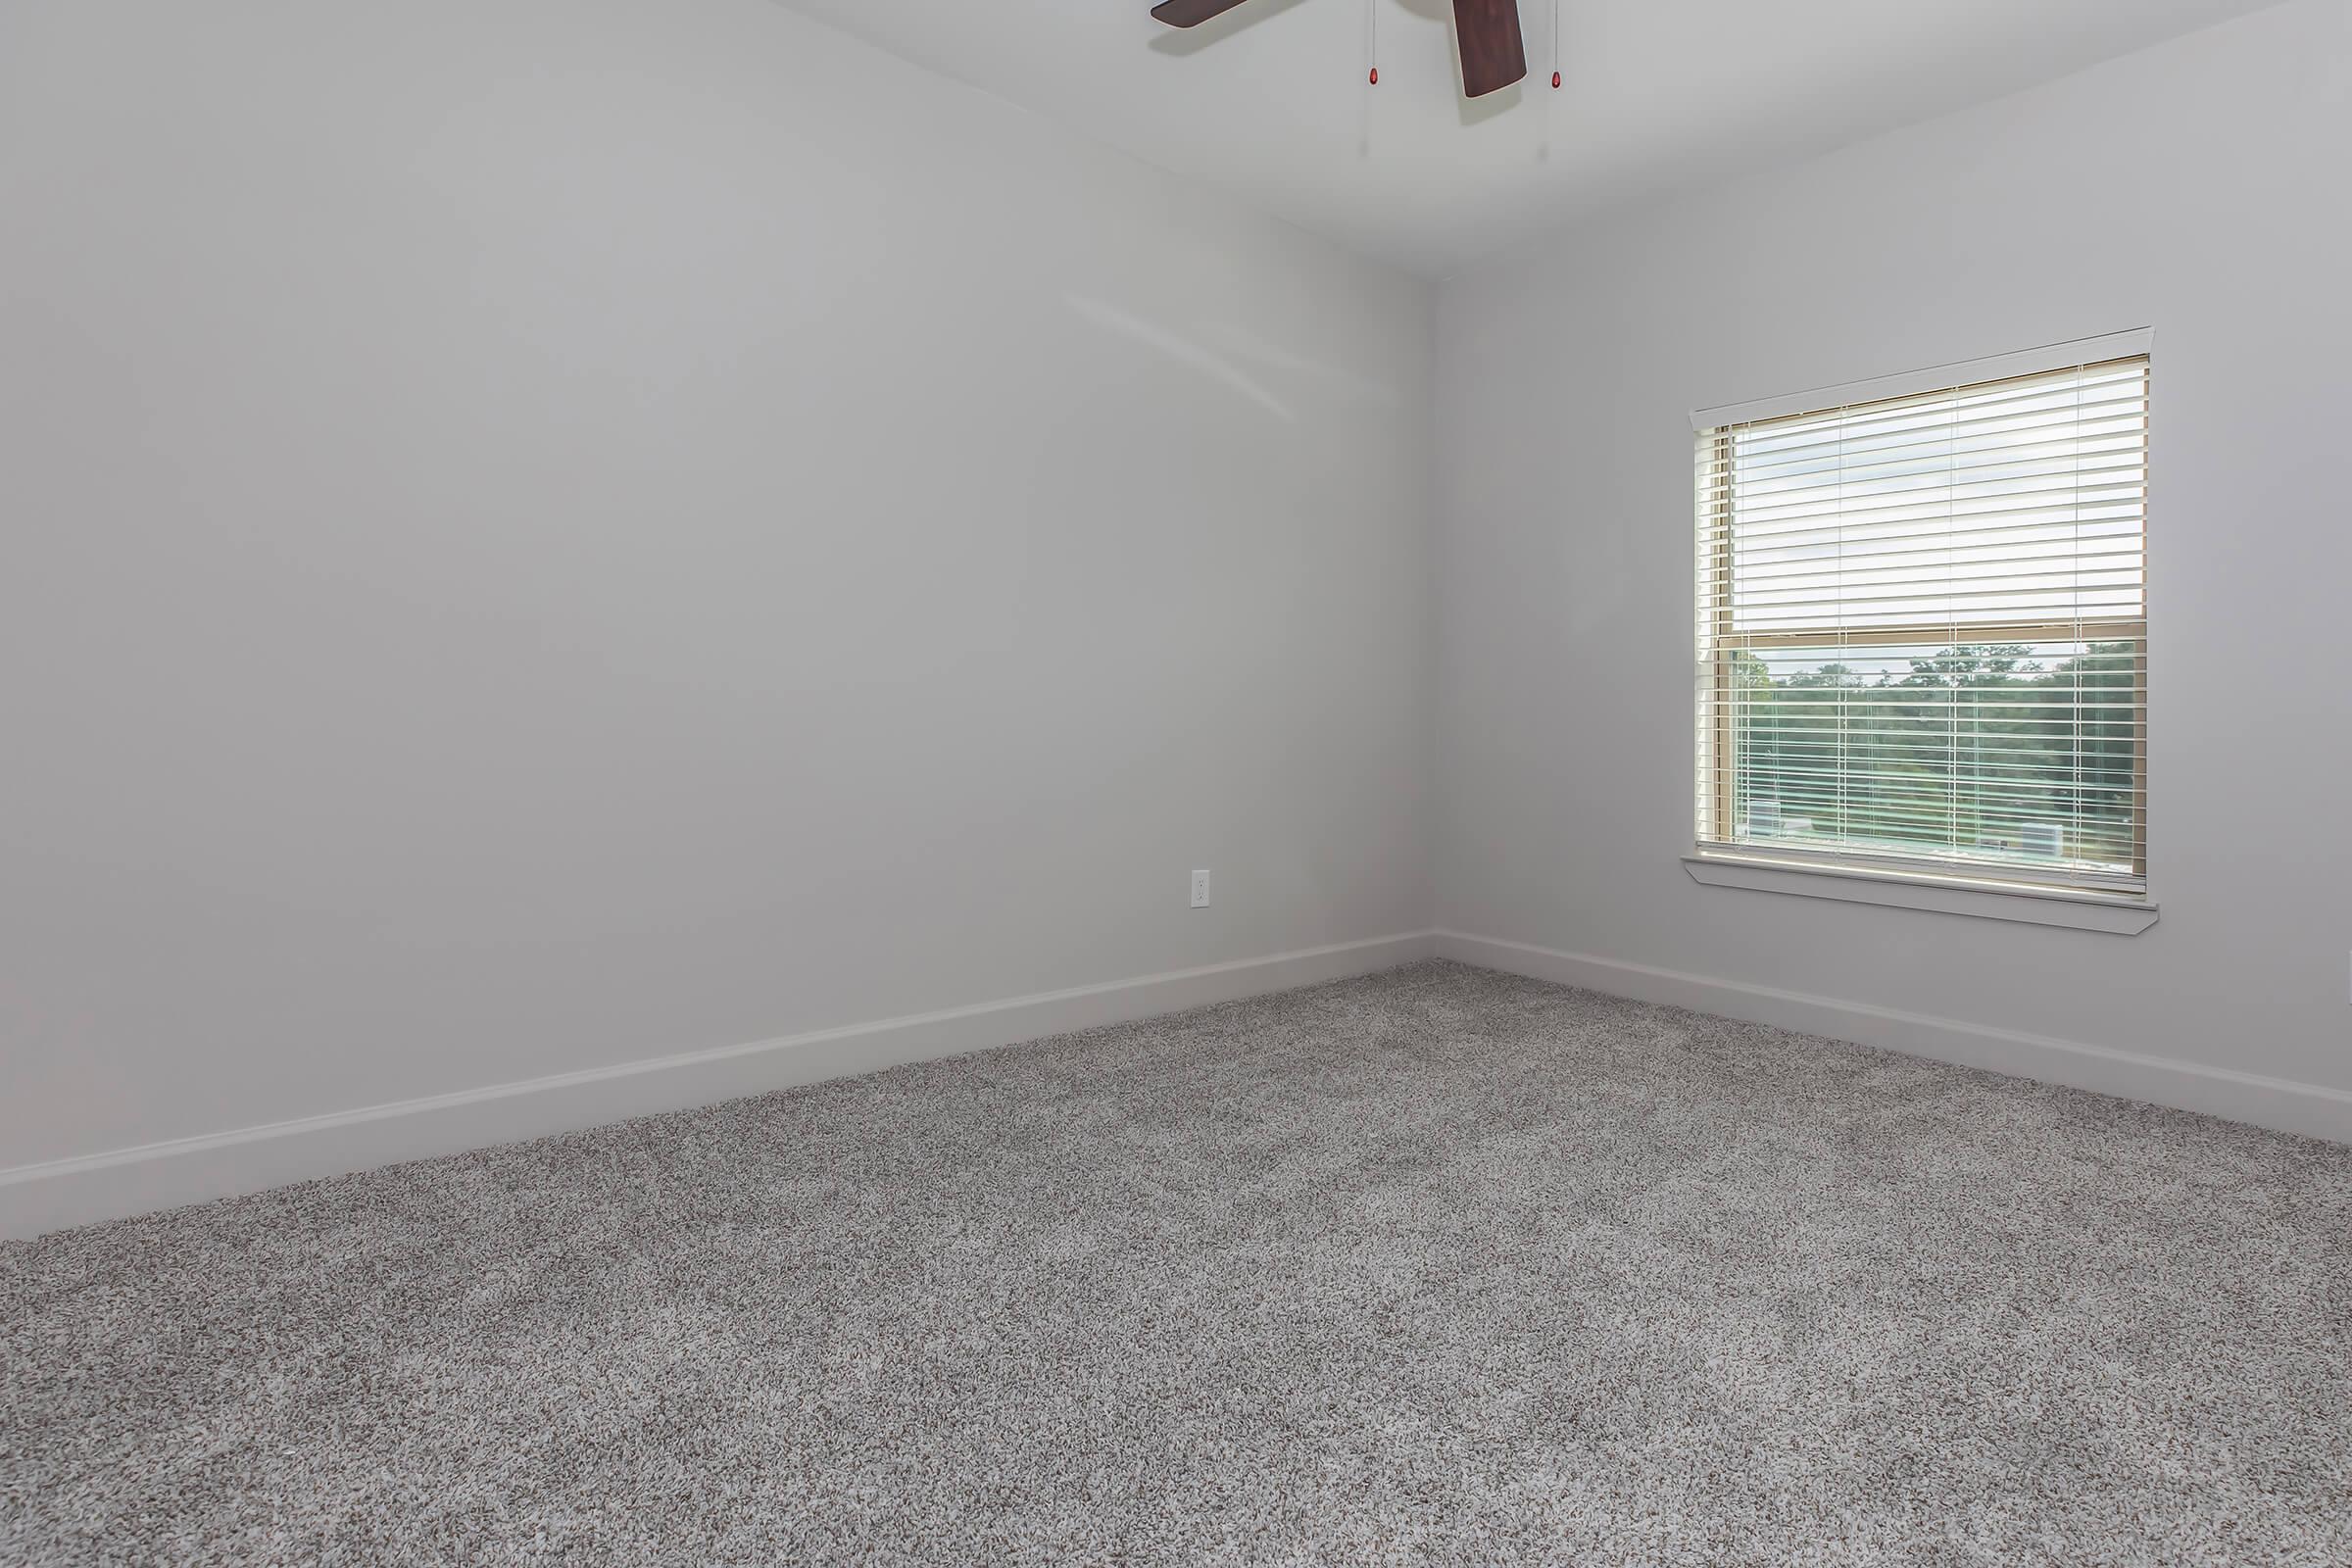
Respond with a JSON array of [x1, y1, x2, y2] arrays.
[[5, 961, 2349, 1566]]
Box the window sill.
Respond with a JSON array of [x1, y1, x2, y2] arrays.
[[1683, 852, 2159, 936]]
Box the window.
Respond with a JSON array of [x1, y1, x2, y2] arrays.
[[1694, 341, 2149, 899]]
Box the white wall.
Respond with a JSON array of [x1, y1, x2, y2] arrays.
[[1435, 0, 2352, 1103], [0, 0, 1434, 1181]]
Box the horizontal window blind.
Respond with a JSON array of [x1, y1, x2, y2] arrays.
[[1695, 355, 2149, 894]]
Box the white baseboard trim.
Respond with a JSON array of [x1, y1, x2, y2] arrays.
[[1, 931, 1439, 1242], [1435, 930, 2352, 1146]]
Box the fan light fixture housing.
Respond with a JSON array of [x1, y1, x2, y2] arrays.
[[1151, 0, 1533, 100]]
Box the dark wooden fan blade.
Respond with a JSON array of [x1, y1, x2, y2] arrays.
[[1151, 0, 1255, 26], [1451, 0, 1528, 96]]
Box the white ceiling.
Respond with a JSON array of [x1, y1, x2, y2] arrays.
[[770, 0, 2282, 277]]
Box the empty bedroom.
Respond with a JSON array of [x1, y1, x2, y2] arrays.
[[3, 0, 2347, 1562]]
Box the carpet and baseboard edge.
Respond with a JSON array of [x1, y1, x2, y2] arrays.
[[13, 928, 2347, 1241], [1435, 929, 2352, 1146], [0, 932, 1440, 1241]]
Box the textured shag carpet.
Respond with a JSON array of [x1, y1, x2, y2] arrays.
[[4, 960, 2349, 1566]]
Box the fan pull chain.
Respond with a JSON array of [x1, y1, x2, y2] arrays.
[[1551, 0, 1562, 88], [1366, 0, 1378, 85]]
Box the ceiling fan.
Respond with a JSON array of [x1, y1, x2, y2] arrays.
[[1151, 0, 1529, 99]]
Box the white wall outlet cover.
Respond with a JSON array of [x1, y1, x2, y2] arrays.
[[1191, 870, 1211, 908]]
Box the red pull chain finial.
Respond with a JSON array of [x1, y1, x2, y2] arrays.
[[1552, 72, 1562, 88], [1368, 67, 1378, 84]]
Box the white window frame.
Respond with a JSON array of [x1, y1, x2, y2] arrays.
[[1686, 330, 2158, 935]]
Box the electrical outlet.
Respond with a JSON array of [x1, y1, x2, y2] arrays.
[[1190, 869, 1211, 908]]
